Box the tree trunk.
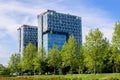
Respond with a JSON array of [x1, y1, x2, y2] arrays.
[[94, 62, 96, 74], [70, 66, 73, 74], [78, 66, 80, 74], [54, 66, 56, 74]]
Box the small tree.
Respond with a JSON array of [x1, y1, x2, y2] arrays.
[[47, 45, 61, 74], [78, 46, 84, 74], [33, 47, 46, 74], [84, 28, 109, 74], [21, 43, 37, 74], [111, 22, 120, 72], [8, 53, 20, 73], [0, 64, 9, 75], [61, 35, 79, 74]]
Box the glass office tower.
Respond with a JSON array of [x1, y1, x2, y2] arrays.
[[18, 25, 38, 54], [38, 10, 82, 54]]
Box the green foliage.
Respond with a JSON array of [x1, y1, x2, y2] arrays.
[[0, 64, 5, 74], [61, 35, 79, 74], [112, 22, 120, 47], [47, 45, 61, 74], [5, 22, 120, 74], [0, 64, 6, 75], [77, 46, 85, 73], [8, 53, 20, 73], [0, 64, 10, 75], [111, 22, 120, 72], [21, 43, 37, 73], [33, 47, 46, 74], [84, 28, 109, 74]]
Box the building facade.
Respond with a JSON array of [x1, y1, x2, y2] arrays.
[[38, 10, 82, 54], [18, 25, 38, 54]]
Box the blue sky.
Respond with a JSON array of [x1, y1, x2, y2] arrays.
[[0, 0, 119, 66]]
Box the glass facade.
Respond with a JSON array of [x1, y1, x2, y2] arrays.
[[43, 33, 66, 54], [23, 26, 38, 48], [38, 10, 82, 53], [18, 25, 38, 54]]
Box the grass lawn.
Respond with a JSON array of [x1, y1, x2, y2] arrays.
[[20, 73, 120, 80], [64, 73, 120, 80], [1, 73, 120, 80]]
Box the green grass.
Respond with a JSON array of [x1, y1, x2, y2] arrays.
[[18, 73, 120, 80], [0, 73, 120, 80], [1, 74, 120, 80], [65, 73, 120, 80]]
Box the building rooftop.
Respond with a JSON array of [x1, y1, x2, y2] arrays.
[[17, 24, 37, 30], [37, 9, 81, 19], [21, 24, 37, 28]]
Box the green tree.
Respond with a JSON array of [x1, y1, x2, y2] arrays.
[[78, 46, 85, 74], [84, 28, 109, 74], [111, 22, 120, 73], [0, 64, 5, 74], [47, 45, 61, 74], [21, 43, 37, 74], [33, 47, 46, 74], [8, 53, 20, 73], [61, 35, 79, 74], [0, 64, 6, 75], [0, 64, 10, 75]]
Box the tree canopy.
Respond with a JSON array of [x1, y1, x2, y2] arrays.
[[5, 22, 120, 75]]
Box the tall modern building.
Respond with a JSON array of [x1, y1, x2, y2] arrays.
[[38, 10, 82, 54], [18, 25, 38, 54]]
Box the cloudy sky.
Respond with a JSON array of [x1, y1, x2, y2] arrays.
[[0, 0, 119, 65]]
